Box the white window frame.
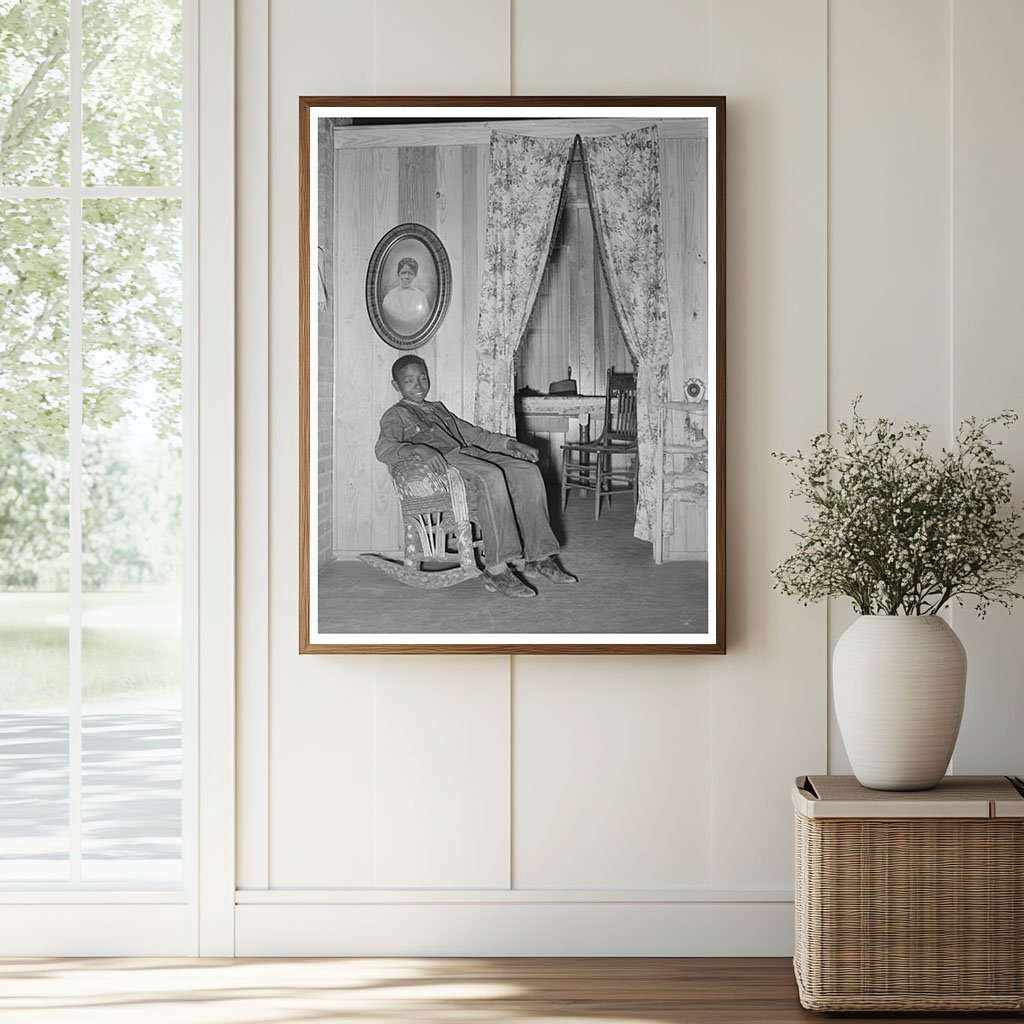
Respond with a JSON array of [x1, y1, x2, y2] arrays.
[[0, 0, 235, 956]]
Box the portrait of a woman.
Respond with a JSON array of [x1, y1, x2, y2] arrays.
[[381, 256, 430, 335]]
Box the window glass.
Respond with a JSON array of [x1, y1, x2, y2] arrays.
[[0, 199, 70, 880], [1, 0, 186, 893], [0, 0, 70, 186], [81, 198, 181, 883], [82, 0, 181, 186]]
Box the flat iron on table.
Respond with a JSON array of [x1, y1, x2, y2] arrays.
[[548, 366, 578, 396]]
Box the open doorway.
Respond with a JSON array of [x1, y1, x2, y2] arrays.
[[513, 150, 638, 544]]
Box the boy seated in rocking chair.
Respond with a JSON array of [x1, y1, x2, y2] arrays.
[[374, 355, 577, 598]]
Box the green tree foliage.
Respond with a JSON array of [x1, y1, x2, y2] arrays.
[[82, 0, 181, 186], [82, 428, 181, 589], [0, 198, 68, 448], [84, 198, 182, 439], [0, 0, 69, 186], [0, 0, 182, 590], [0, 441, 68, 587]]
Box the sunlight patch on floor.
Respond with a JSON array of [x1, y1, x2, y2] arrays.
[[0, 957, 687, 1024]]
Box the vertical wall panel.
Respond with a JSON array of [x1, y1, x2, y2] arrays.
[[461, 146, 483, 417], [679, 137, 710, 554], [333, 150, 360, 554], [236, 0, 271, 892], [471, 147, 488, 416], [577, 208, 595, 395], [829, 0, 950, 423], [512, 0, 712, 94], [513, 658, 713, 888], [265, 0, 376, 888], [595, 262, 610, 385], [376, 0, 510, 95], [436, 145, 466, 417], [708, 0, 828, 888], [271, 664, 378, 886], [827, 0, 951, 772], [335, 149, 377, 553], [316, 119, 336, 568], [370, 148, 402, 553], [949, 0, 1024, 777], [661, 136, 709, 557], [374, 659, 511, 888]]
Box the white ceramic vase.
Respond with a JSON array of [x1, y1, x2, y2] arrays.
[[833, 615, 967, 791]]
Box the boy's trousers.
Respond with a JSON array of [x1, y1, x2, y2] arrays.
[[444, 446, 560, 569]]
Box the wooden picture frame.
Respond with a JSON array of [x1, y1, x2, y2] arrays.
[[300, 96, 726, 654], [365, 222, 452, 350]]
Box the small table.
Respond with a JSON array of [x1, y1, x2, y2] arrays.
[[792, 774, 1024, 1012]]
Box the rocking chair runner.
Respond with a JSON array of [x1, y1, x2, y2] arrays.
[[559, 368, 639, 520], [359, 460, 482, 588]]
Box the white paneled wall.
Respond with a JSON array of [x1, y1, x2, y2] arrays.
[[827, 0, 1024, 781], [705, 0, 828, 890], [828, 0, 951, 426], [376, 0, 510, 94], [373, 661, 511, 889], [511, 0, 712, 93], [513, 658, 713, 889], [826, 0, 952, 773], [234, 0, 1024, 954], [948, 0, 1024, 777]]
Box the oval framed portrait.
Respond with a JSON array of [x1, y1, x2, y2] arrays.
[[365, 223, 452, 350]]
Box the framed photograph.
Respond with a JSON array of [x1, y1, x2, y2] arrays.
[[366, 222, 452, 350], [300, 97, 725, 653]]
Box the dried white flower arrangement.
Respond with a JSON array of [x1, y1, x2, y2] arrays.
[[772, 401, 1024, 616]]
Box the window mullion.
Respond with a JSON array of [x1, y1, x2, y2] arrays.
[[68, 0, 83, 885], [0, 186, 184, 200]]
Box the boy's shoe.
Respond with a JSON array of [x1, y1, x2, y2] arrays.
[[482, 568, 536, 598], [523, 556, 577, 585]]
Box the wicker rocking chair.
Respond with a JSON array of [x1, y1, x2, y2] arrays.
[[359, 460, 482, 589]]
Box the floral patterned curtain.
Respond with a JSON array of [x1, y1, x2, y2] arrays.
[[580, 126, 674, 543], [474, 131, 576, 434]]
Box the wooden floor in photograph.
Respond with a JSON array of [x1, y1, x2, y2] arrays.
[[318, 502, 708, 635], [1, 957, 1019, 1023]]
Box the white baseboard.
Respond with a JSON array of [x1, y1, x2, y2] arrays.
[[234, 898, 795, 957], [0, 904, 195, 956]]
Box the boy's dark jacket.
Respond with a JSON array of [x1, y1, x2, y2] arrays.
[[374, 399, 513, 467]]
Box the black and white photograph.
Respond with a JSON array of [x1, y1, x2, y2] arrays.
[[300, 98, 725, 653]]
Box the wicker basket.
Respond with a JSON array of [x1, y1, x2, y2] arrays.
[[793, 775, 1024, 1012]]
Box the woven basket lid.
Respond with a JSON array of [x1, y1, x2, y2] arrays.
[[793, 774, 1024, 819]]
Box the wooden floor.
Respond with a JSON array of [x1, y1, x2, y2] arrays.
[[0, 957, 1019, 1022], [319, 502, 708, 635]]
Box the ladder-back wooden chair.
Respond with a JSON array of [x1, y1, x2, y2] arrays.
[[560, 367, 639, 520], [359, 460, 482, 588]]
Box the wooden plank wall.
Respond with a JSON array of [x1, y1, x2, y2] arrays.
[[332, 138, 708, 560], [519, 156, 632, 396], [316, 119, 337, 569], [662, 137, 709, 559], [333, 144, 487, 557]]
